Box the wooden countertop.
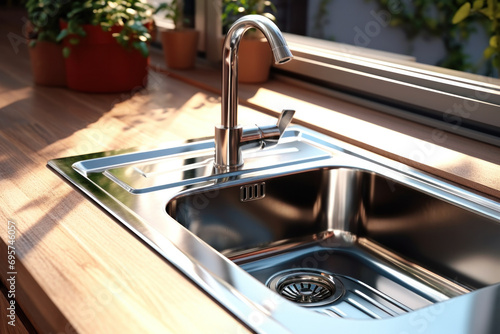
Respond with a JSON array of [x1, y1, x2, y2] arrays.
[[1, 8, 500, 334], [0, 9, 254, 333]]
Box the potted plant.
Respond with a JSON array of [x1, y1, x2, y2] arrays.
[[222, 0, 277, 83], [25, 0, 70, 86], [155, 0, 199, 70], [56, 0, 154, 93]]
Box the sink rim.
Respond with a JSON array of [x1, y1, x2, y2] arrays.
[[48, 125, 500, 333]]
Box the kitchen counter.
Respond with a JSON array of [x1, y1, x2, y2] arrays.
[[1, 8, 500, 333]]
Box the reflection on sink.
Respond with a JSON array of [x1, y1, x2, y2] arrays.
[[48, 126, 500, 333], [167, 166, 500, 319]]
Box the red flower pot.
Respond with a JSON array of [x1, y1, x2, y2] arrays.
[[60, 22, 149, 93], [28, 41, 67, 87]]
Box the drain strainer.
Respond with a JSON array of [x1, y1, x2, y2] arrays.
[[266, 269, 344, 307]]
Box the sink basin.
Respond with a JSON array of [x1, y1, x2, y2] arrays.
[[48, 126, 500, 333], [166, 165, 498, 319]]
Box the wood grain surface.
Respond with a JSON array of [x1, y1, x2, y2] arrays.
[[1, 5, 500, 334]]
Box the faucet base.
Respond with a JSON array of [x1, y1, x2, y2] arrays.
[[214, 125, 244, 171]]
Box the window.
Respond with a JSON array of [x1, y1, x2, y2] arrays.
[[149, 0, 196, 28], [166, 0, 500, 146], [273, 1, 500, 146]]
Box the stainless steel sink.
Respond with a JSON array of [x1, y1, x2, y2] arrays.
[[166, 164, 499, 320], [48, 125, 500, 333]]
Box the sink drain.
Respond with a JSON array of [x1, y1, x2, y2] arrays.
[[266, 269, 344, 307]]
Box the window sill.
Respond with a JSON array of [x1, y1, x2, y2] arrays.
[[278, 34, 500, 147]]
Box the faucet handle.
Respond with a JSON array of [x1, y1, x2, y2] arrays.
[[240, 109, 295, 150], [277, 109, 295, 135]]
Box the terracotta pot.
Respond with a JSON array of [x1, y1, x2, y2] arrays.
[[28, 41, 67, 87], [238, 37, 272, 83], [60, 22, 149, 93], [161, 29, 199, 70]]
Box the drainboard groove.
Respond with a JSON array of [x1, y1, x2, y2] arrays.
[[345, 293, 383, 319], [327, 306, 346, 318], [351, 289, 408, 317], [342, 276, 412, 315], [317, 308, 343, 318], [329, 300, 375, 320]]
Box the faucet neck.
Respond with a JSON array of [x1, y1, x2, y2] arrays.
[[216, 15, 293, 171], [221, 26, 243, 129], [221, 15, 292, 129]]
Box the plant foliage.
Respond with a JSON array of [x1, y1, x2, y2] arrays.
[[55, 0, 153, 57], [371, 0, 477, 73], [222, 0, 277, 35], [25, 0, 71, 46], [154, 0, 187, 30], [452, 0, 500, 72]]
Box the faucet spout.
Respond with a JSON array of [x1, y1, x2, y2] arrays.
[[215, 15, 293, 171]]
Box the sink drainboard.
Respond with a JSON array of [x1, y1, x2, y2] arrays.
[[267, 269, 412, 320]]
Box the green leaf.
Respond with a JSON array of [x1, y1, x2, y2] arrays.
[[490, 35, 498, 47], [452, 2, 471, 24], [390, 18, 403, 26], [68, 20, 79, 34], [133, 41, 149, 57], [488, 0, 495, 13], [69, 37, 80, 45], [56, 29, 68, 42], [484, 45, 496, 59], [473, 0, 485, 10], [262, 13, 276, 22], [480, 7, 494, 19], [67, 6, 85, 19], [62, 46, 71, 58]]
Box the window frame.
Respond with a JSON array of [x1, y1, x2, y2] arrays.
[[198, 1, 500, 147]]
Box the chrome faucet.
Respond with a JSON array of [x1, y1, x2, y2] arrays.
[[214, 15, 295, 172]]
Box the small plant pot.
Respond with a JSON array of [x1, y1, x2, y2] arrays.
[[238, 37, 272, 83], [28, 41, 67, 87], [61, 22, 149, 93], [161, 29, 199, 70]]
